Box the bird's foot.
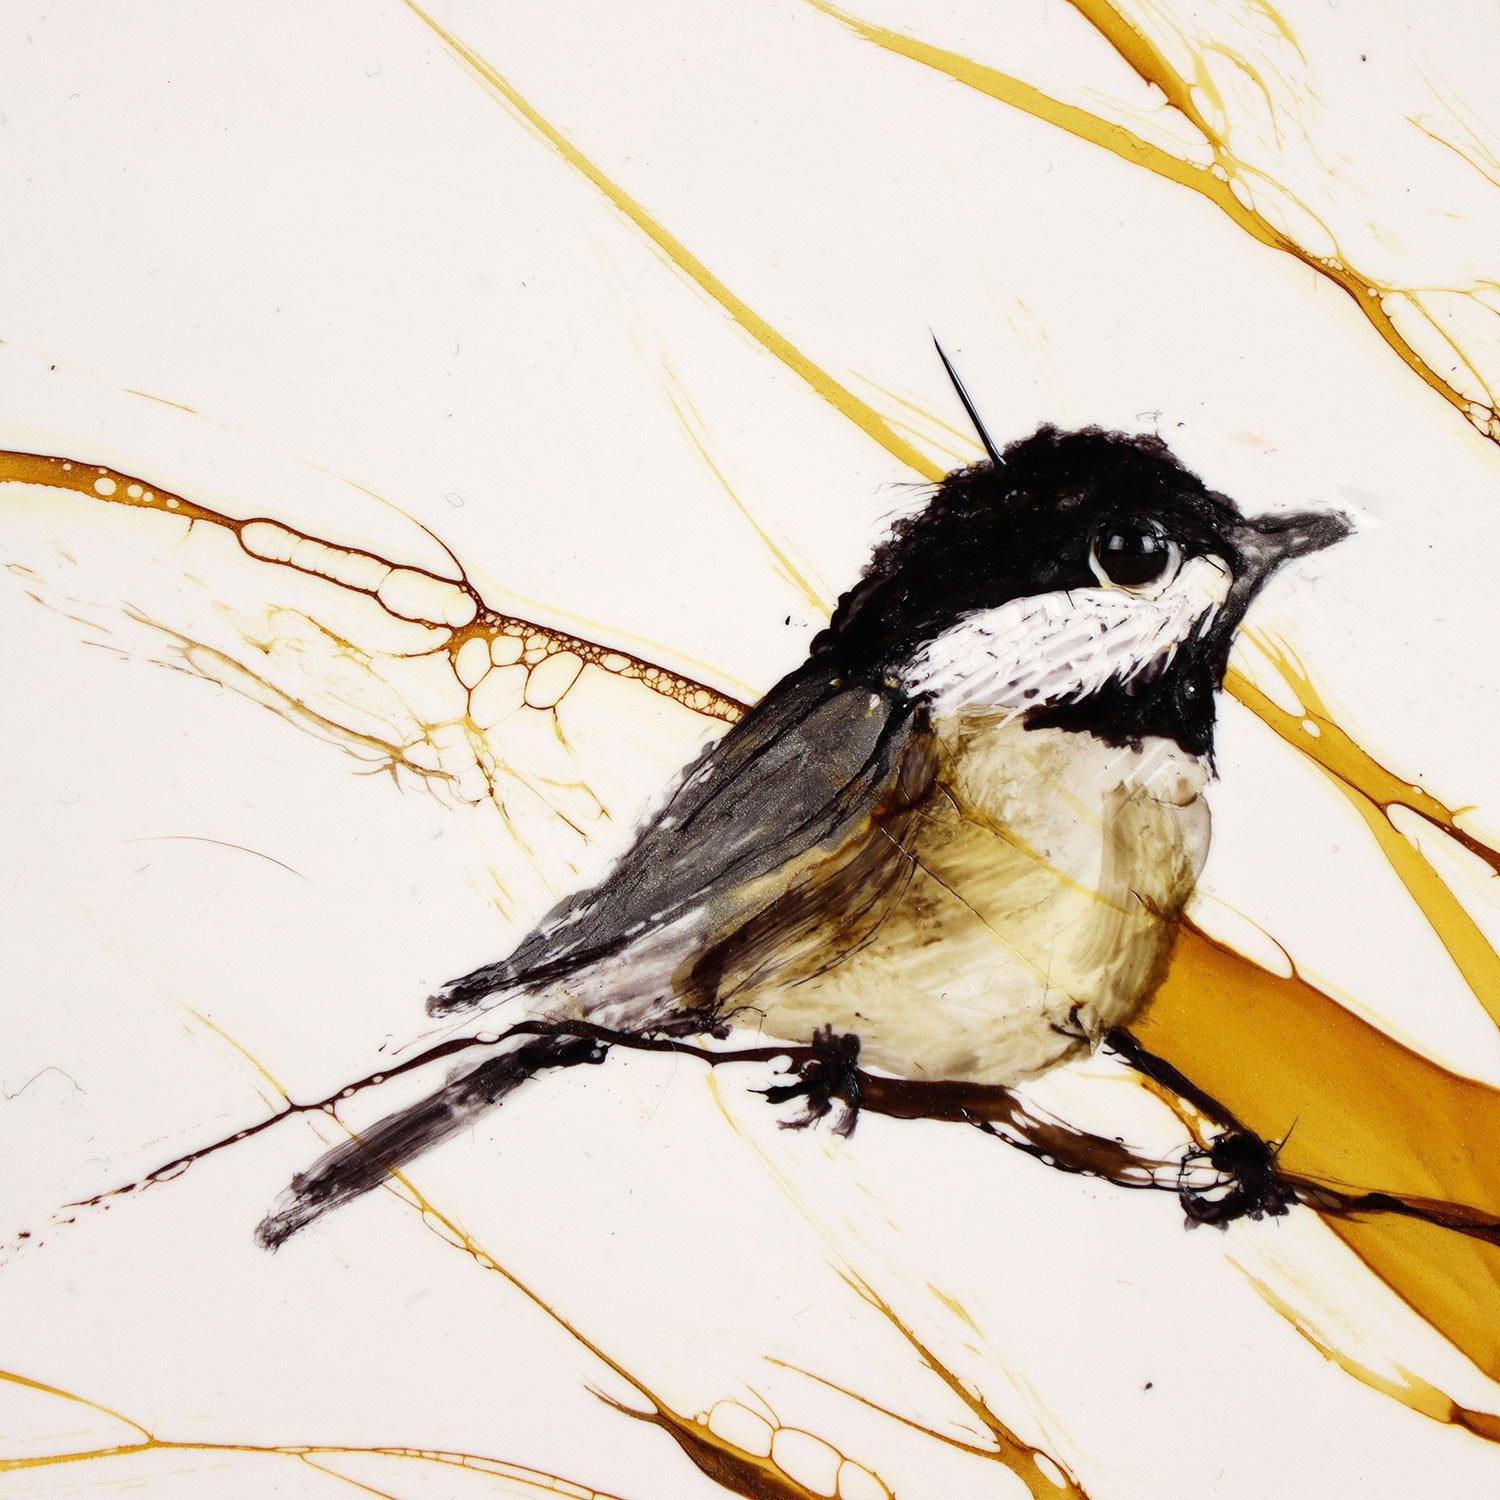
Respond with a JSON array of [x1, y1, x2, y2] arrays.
[[1177, 1129, 1297, 1228], [759, 1027, 863, 1137]]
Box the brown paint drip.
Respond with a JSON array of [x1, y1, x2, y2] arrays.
[[617, 1405, 891, 1500], [7, 44, 1500, 1403], [391, 0, 1500, 1221], [1, 445, 741, 911], [0, 450, 741, 725], [390, 0, 1500, 1057], [207, 1021, 904, 1500]]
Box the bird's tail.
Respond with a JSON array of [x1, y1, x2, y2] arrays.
[[255, 1033, 603, 1249], [425, 956, 527, 1016]]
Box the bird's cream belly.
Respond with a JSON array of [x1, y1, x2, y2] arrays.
[[748, 721, 1210, 1085]]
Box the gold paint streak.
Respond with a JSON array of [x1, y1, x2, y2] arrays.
[[859, 378, 983, 466], [297, 1458, 406, 1500], [122, 387, 199, 416], [838, 1273, 1085, 1499], [0, 1361, 625, 1491], [178, 1001, 293, 1110], [400, 0, 1500, 1052], [1068, 1, 1207, 130], [14, 8, 1500, 1466], [1228, 642, 1500, 875], [385, 1174, 854, 1500], [141, 1011, 828, 1500], [12, 171, 1500, 1449], [776, 1354, 1068, 1493], [399, 0, 946, 483], [318, 458, 755, 713], [1342, 786, 1500, 1025], [1410, 82, 1500, 196], [707, 1078, 1084, 1497], [4, 993, 673, 1488], [1410, 293, 1495, 404], [803, 0, 1493, 437], [1237, 1269, 1500, 1444], [657, 358, 833, 613], [130, 615, 452, 789], [0, 1366, 148, 1443], [927, 1282, 986, 1337], [630, 1406, 876, 1500], [802, 0, 1212, 211], [371, 478, 1500, 1399], [1143, 922, 1500, 1377], [0, 1427, 626, 1496], [1133, 1069, 1211, 1149], [1229, 640, 1500, 1024]]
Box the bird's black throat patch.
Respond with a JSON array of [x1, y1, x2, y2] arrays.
[[1023, 638, 1222, 756]]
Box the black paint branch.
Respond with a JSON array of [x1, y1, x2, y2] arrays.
[[51, 1018, 1500, 1252]]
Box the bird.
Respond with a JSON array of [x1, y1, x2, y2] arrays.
[[256, 355, 1350, 1249]]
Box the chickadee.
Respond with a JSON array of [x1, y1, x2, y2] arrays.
[[258, 368, 1349, 1248]]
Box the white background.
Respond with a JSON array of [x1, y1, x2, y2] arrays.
[[4, 2, 1500, 1496]]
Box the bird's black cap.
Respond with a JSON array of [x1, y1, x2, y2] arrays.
[[813, 426, 1349, 755]]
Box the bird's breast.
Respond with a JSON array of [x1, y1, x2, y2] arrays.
[[752, 714, 1211, 1086]]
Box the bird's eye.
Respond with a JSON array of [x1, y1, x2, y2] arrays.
[[1088, 521, 1181, 591]]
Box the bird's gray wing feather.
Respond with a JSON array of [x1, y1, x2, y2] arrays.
[[256, 670, 927, 1246], [431, 668, 919, 1012]]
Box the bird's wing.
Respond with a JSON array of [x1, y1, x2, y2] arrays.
[[430, 668, 930, 1012], [260, 670, 936, 1244]]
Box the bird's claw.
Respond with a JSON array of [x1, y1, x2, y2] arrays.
[[1177, 1129, 1297, 1228], [759, 1026, 863, 1137]]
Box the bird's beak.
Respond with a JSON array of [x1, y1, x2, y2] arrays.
[[1233, 507, 1352, 588]]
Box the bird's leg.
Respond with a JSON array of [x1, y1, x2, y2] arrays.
[[520, 1026, 1500, 1246], [522, 1018, 867, 1135], [1103, 1028, 1297, 1227], [1174, 1130, 1299, 1227], [757, 1026, 865, 1137], [55, 1016, 1500, 1254]]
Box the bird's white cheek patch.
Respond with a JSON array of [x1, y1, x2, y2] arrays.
[[900, 555, 1233, 715]]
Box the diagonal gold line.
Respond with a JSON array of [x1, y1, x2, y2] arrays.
[[655, 356, 833, 613], [400, 0, 946, 484], [0, 1368, 149, 1444], [804, 0, 1491, 439], [1235, 1264, 1500, 1442]]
